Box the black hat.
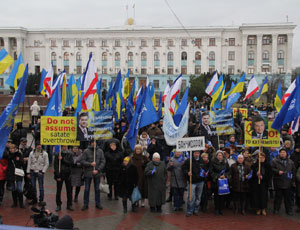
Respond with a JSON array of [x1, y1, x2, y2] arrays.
[[7, 139, 12, 143], [20, 137, 27, 142], [55, 215, 74, 229]]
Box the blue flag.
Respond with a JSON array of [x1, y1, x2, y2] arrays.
[[225, 92, 241, 110], [247, 170, 253, 180], [173, 88, 189, 126], [152, 167, 156, 174], [39, 68, 47, 93], [44, 82, 62, 116], [139, 87, 159, 128], [287, 170, 293, 179], [126, 80, 135, 124], [272, 81, 300, 130], [0, 65, 28, 159]]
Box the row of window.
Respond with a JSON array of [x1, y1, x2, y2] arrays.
[[247, 35, 287, 45], [248, 50, 285, 61], [248, 66, 285, 74]]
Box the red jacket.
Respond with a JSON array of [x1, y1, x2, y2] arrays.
[[0, 159, 8, 180]]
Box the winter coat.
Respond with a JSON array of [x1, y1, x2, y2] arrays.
[[118, 163, 138, 199], [30, 101, 40, 116], [27, 150, 49, 173], [104, 148, 123, 184], [147, 143, 163, 160], [70, 151, 84, 187], [182, 157, 206, 184], [229, 163, 251, 192], [6, 151, 24, 181], [251, 161, 272, 187], [167, 157, 187, 188], [54, 150, 73, 180], [144, 160, 167, 207], [209, 157, 229, 191], [146, 126, 163, 139], [290, 150, 300, 170], [139, 134, 150, 149], [272, 156, 295, 189], [10, 123, 27, 147], [131, 153, 149, 198], [19, 145, 33, 171], [81, 147, 105, 178], [0, 159, 8, 180]]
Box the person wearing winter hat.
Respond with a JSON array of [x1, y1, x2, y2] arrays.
[[55, 215, 77, 229]]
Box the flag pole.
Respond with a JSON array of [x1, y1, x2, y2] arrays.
[[94, 140, 96, 171], [189, 150, 192, 201], [258, 138, 261, 184], [58, 146, 61, 174]]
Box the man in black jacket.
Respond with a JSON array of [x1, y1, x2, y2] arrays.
[[54, 145, 74, 211]]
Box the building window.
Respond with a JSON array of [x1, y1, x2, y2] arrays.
[[195, 52, 201, 60], [195, 66, 201, 74], [115, 40, 121, 47], [279, 66, 284, 73], [102, 52, 107, 61], [154, 39, 160, 47], [76, 52, 82, 61], [154, 52, 160, 61], [228, 51, 235, 61], [128, 40, 133, 47], [181, 80, 187, 91], [248, 51, 254, 60], [115, 52, 120, 61], [248, 67, 254, 74], [141, 52, 147, 61], [11, 38, 17, 47], [0, 78, 3, 87], [115, 68, 121, 74], [154, 68, 160, 74], [168, 52, 173, 61], [209, 51, 215, 60], [76, 66, 82, 74], [262, 51, 269, 60], [247, 36, 256, 45], [141, 68, 147, 75], [181, 67, 187, 74], [181, 52, 187, 61], [278, 36, 286, 44], [262, 36, 271, 45], [64, 52, 69, 61], [34, 40, 40, 47], [195, 38, 202, 47], [262, 66, 270, 73], [88, 40, 95, 47], [141, 39, 147, 47], [167, 67, 173, 75], [34, 52, 40, 61], [76, 40, 82, 47], [102, 40, 107, 47], [0, 38, 4, 46], [51, 52, 56, 61], [128, 52, 133, 61], [277, 50, 284, 59], [181, 39, 187, 46], [63, 40, 69, 47], [153, 80, 159, 89], [209, 67, 215, 74], [229, 38, 235, 46], [50, 40, 56, 47], [228, 65, 235, 74], [209, 38, 216, 46], [167, 39, 174, 47], [102, 67, 107, 74]]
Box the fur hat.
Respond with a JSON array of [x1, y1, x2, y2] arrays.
[[152, 152, 160, 159]]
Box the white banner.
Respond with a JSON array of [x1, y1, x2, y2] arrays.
[[176, 136, 205, 152]]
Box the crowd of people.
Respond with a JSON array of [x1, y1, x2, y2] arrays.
[[0, 99, 300, 220]]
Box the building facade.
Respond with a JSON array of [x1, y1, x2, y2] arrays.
[[0, 21, 296, 93]]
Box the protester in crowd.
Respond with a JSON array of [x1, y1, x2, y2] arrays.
[[26, 142, 49, 205], [10, 122, 27, 147], [81, 140, 106, 211], [225, 135, 238, 148], [3, 139, 12, 191], [19, 137, 32, 186], [131, 145, 149, 207], [0, 150, 8, 206], [251, 152, 272, 215], [139, 131, 150, 149], [272, 148, 295, 215], [230, 155, 251, 215], [283, 140, 294, 157], [200, 153, 211, 212], [54, 145, 73, 211], [6, 144, 24, 208], [70, 146, 83, 203], [242, 149, 253, 169], [147, 137, 162, 160], [147, 123, 163, 139], [280, 127, 294, 150], [30, 100, 40, 125], [31, 118, 41, 143], [118, 156, 138, 213], [223, 147, 235, 167], [104, 139, 123, 200], [210, 150, 229, 215], [203, 144, 215, 161], [144, 153, 167, 213], [269, 147, 279, 165], [167, 151, 186, 212], [290, 144, 300, 212]]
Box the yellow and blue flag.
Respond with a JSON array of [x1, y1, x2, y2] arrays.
[[44, 78, 62, 116], [274, 82, 283, 112], [210, 74, 224, 109], [39, 68, 47, 94], [5, 53, 25, 90], [0, 48, 13, 75], [0, 65, 28, 158], [255, 76, 268, 103], [173, 88, 189, 126], [123, 70, 130, 100]]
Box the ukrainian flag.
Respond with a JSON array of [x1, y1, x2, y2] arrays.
[[61, 73, 67, 110], [274, 82, 283, 112], [210, 74, 224, 109], [0, 48, 14, 75], [116, 80, 123, 122], [255, 76, 268, 103], [5, 53, 25, 90], [123, 70, 130, 100], [223, 73, 245, 101]]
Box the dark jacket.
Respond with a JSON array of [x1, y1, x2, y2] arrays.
[[251, 160, 272, 186], [54, 150, 73, 180], [209, 157, 229, 190], [272, 156, 295, 189], [229, 163, 251, 192], [182, 157, 206, 184], [290, 150, 300, 170], [10, 123, 27, 147], [118, 163, 138, 198], [81, 146, 105, 178], [6, 151, 24, 181], [167, 156, 187, 188]]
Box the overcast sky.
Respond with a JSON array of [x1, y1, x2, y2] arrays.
[[1, 0, 299, 67]]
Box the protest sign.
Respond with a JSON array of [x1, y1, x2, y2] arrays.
[[41, 116, 80, 145], [244, 121, 280, 147], [76, 111, 113, 141], [176, 136, 205, 152], [233, 108, 248, 119], [209, 110, 235, 136]]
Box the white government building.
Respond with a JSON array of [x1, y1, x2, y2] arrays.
[[0, 19, 296, 93]]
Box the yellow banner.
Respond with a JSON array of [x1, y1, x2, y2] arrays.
[[41, 116, 80, 146], [244, 121, 280, 147], [233, 108, 248, 119]]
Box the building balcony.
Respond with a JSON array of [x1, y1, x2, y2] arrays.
[[195, 60, 201, 66], [278, 59, 284, 66], [168, 61, 173, 66], [209, 60, 215, 66], [141, 60, 147, 67], [63, 60, 69, 66], [262, 59, 269, 64], [52, 60, 56, 66], [154, 60, 160, 67], [102, 60, 107, 66], [76, 60, 82, 66], [181, 60, 187, 66], [128, 60, 133, 67], [115, 60, 120, 67], [248, 59, 254, 66]]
